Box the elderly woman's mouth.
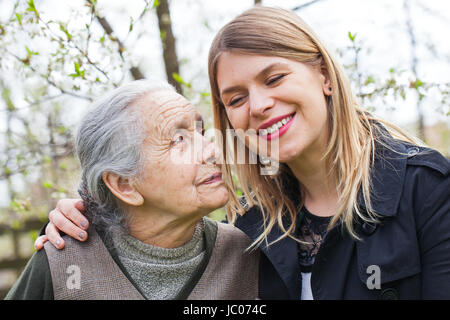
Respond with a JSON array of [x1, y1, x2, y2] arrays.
[[201, 172, 223, 185]]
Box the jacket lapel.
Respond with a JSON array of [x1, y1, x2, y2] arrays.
[[357, 138, 408, 217], [235, 207, 300, 299]]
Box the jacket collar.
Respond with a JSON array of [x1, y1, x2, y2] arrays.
[[356, 138, 408, 217], [234, 207, 300, 299]]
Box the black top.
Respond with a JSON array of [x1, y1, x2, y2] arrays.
[[296, 207, 332, 273]]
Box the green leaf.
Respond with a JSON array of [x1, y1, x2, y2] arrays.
[[172, 72, 183, 84], [413, 79, 424, 89], [11, 220, 23, 230], [1, 87, 15, 111], [15, 13, 23, 25], [29, 230, 39, 244], [57, 125, 67, 134], [26, 0, 39, 18], [69, 62, 85, 78], [25, 46, 39, 56], [153, 0, 160, 8], [59, 23, 72, 40], [348, 31, 356, 41], [129, 17, 134, 32], [172, 73, 192, 88], [160, 30, 166, 41], [364, 75, 375, 85], [43, 181, 53, 189]]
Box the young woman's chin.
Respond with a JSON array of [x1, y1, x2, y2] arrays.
[[266, 142, 306, 164]]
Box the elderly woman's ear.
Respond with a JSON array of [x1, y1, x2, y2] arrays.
[[102, 172, 144, 206]]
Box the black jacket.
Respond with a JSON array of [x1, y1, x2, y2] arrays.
[[235, 140, 450, 300]]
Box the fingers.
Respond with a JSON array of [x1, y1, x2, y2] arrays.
[[49, 208, 88, 243], [45, 222, 65, 249], [34, 235, 48, 251], [74, 199, 85, 213], [56, 198, 89, 230]]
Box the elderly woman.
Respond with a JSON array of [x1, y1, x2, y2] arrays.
[[6, 80, 259, 300]]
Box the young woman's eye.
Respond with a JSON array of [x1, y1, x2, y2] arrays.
[[227, 96, 242, 107], [266, 74, 286, 86]]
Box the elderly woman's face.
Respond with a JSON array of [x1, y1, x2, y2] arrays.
[[133, 90, 229, 217]]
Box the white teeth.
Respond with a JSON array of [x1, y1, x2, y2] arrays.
[[259, 114, 294, 136]]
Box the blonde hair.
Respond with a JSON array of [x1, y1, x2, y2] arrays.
[[208, 6, 418, 248]]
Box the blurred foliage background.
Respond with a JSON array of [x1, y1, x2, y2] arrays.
[[0, 0, 449, 298]]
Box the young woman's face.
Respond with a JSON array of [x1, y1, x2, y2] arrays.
[[216, 52, 331, 163]]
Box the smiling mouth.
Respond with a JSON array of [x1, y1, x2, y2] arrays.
[[201, 172, 223, 185], [258, 112, 296, 140]]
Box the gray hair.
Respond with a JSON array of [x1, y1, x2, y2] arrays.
[[75, 79, 175, 235]]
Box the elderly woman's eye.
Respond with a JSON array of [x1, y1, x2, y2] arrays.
[[171, 135, 184, 146]]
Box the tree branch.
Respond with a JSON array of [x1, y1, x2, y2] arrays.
[[86, 0, 145, 80], [292, 0, 324, 11]]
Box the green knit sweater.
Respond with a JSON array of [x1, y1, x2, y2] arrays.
[[111, 218, 206, 300]]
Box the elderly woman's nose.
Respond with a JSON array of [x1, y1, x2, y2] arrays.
[[194, 133, 216, 164], [203, 140, 218, 164]]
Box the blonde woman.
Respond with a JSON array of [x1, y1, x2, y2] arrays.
[[36, 7, 449, 300]]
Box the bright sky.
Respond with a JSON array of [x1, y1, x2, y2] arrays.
[[2, 0, 449, 125]]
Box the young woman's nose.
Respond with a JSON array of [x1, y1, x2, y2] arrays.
[[248, 88, 275, 118]]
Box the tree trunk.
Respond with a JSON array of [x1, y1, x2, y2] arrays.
[[404, 0, 426, 142], [156, 0, 182, 94]]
